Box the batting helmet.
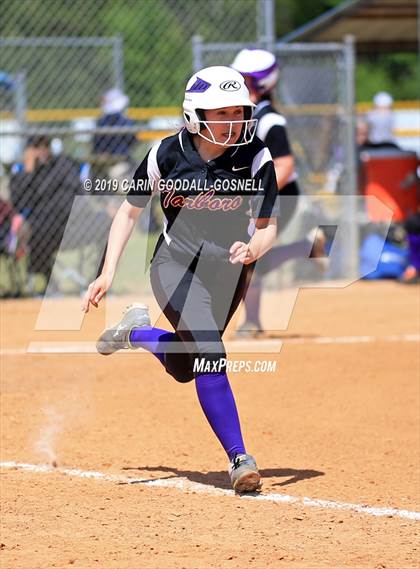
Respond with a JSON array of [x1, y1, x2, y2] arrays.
[[182, 66, 256, 146], [231, 49, 279, 95]]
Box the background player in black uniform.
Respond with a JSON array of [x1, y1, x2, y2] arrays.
[[232, 49, 327, 336], [82, 66, 279, 493]]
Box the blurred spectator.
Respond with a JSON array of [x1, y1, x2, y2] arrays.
[[0, 198, 28, 258], [366, 91, 395, 146], [93, 88, 137, 160], [356, 117, 371, 149], [0, 198, 29, 296], [0, 199, 15, 254], [92, 88, 138, 194], [9, 136, 85, 293], [357, 117, 400, 152]]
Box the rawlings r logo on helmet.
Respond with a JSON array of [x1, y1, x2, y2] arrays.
[[219, 80, 241, 91]]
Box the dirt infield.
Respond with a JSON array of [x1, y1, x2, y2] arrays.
[[1, 281, 419, 569]]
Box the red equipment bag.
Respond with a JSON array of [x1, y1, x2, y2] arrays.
[[360, 149, 419, 222]]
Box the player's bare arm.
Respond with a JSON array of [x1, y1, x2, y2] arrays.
[[229, 217, 277, 265], [81, 200, 143, 313], [273, 155, 295, 190]]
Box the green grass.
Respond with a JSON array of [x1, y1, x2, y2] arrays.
[[111, 229, 160, 295], [0, 229, 161, 297]]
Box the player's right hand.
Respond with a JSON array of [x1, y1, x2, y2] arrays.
[[229, 241, 256, 265], [81, 273, 113, 313]]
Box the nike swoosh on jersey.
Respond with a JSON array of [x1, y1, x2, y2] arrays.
[[232, 166, 248, 171]]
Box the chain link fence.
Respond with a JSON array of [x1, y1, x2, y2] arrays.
[[0, 0, 268, 296], [195, 40, 353, 188], [195, 38, 359, 283], [0, 0, 358, 298]]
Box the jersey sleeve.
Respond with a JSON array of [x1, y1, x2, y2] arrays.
[[250, 147, 279, 219], [126, 142, 161, 208], [264, 124, 291, 158]]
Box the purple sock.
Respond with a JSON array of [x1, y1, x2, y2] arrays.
[[407, 234, 420, 271], [195, 372, 246, 461], [129, 326, 174, 365]]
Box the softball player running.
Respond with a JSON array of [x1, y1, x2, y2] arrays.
[[232, 49, 326, 336], [82, 66, 278, 493]]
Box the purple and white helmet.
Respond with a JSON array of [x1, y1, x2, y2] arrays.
[[231, 49, 279, 94], [183, 66, 257, 146]]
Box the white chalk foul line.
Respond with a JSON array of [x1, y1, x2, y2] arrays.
[[1, 333, 419, 356], [1, 461, 419, 521]]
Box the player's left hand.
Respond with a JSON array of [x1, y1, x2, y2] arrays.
[[229, 241, 255, 265]]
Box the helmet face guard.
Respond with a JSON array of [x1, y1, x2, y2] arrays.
[[190, 117, 258, 146]]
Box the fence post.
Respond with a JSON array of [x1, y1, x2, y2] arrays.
[[15, 72, 27, 158], [112, 35, 124, 90], [14, 72, 27, 129], [257, 0, 275, 50], [192, 35, 203, 72], [342, 34, 359, 280]]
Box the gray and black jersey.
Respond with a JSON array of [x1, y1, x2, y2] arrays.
[[127, 128, 278, 262]]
